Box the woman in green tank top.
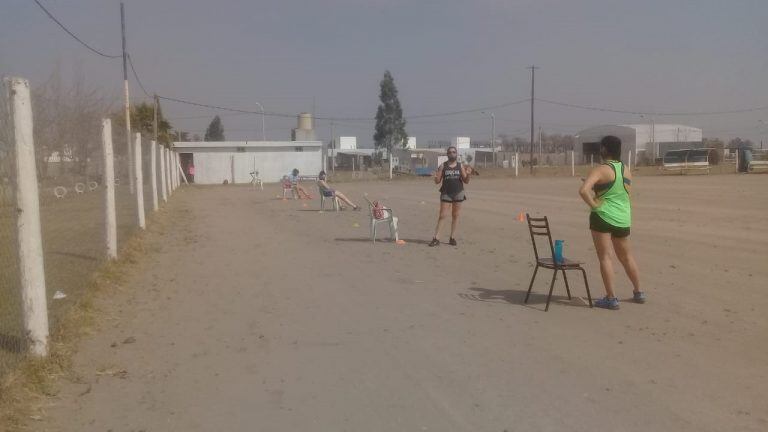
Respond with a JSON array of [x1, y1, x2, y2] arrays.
[[579, 136, 645, 310]]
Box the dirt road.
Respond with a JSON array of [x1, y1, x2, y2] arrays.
[[41, 175, 768, 431]]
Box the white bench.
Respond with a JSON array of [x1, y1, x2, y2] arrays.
[[662, 149, 713, 175], [748, 150, 768, 172]]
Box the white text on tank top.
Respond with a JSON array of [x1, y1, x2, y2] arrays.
[[441, 162, 463, 195]]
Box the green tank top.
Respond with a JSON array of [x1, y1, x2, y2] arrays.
[[592, 161, 631, 228]]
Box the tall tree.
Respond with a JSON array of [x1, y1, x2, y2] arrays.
[[205, 115, 225, 141], [373, 71, 407, 157]]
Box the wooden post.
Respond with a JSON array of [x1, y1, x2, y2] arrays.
[[102, 119, 117, 259], [6, 77, 49, 356], [134, 133, 146, 229], [178, 156, 189, 185]]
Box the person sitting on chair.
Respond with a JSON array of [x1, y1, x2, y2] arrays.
[[317, 171, 360, 210], [289, 168, 313, 199]]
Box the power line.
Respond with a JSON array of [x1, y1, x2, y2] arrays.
[[404, 98, 530, 119], [159, 94, 532, 122], [127, 54, 151, 97], [158, 95, 301, 119], [536, 98, 768, 116], [32, 0, 120, 59]]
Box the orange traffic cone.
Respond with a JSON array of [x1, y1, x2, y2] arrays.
[[517, 212, 525, 222]]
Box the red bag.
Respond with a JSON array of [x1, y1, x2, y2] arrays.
[[372, 201, 385, 219]]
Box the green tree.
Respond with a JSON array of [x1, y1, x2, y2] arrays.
[[110, 101, 174, 151], [205, 115, 225, 141], [373, 71, 407, 159]]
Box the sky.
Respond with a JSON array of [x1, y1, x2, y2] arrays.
[[1, 0, 767, 147]]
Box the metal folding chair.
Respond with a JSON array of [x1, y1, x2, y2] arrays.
[[525, 214, 593, 311]]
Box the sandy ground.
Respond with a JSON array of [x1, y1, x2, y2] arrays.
[[37, 174, 767, 432]]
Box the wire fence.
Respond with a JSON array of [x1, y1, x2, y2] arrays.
[[0, 77, 178, 381]]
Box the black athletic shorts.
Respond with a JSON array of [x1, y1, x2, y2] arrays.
[[440, 190, 466, 203], [589, 212, 630, 238]]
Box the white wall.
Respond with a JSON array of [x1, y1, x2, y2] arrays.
[[453, 137, 471, 149], [191, 150, 322, 184], [339, 137, 357, 150]]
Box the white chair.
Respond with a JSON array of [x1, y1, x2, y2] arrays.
[[250, 171, 263, 190], [281, 177, 297, 199], [317, 181, 340, 212], [364, 195, 399, 243]]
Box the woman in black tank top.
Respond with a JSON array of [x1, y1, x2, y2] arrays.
[[429, 146, 472, 247]]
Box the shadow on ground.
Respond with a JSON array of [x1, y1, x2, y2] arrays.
[[334, 237, 432, 245], [459, 287, 592, 310]]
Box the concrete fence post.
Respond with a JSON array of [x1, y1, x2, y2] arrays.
[[167, 150, 174, 192], [171, 151, 178, 190], [102, 119, 117, 259], [570, 150, 575, 177], [150, 141, 158, 211], [515, 152, 519, 177], [174, 152, 180, 187], [134, 133, 146, 229], [159, 147, 167, 202], [5, 77, 49, 356], [166, 149, 173, 193]]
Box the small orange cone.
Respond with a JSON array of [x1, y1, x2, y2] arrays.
[[517, 212, 525, 222], [396, 239, 406, 245]]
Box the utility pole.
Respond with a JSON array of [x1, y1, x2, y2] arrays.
[[492, 113, 496, 167], [153, 94, 159, 145], [528, 65, 539, 175], [121, 2, 134, 194], [482, 111, 495, 167], [330, 121, 335, 173], [538, 126, 542, 163]]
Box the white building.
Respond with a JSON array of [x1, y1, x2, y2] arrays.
[[173, 141, 322, 184], [406, 137, 417, 149], [453, 137, 471, 149], [577, 124, 703, 163], [338, 136, 357, 150]]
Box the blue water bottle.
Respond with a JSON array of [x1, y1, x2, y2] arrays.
[[554, 240, 564, 264]]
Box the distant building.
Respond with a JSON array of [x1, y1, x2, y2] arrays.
[[173, 141, 322, 184], [577, 124, 703, 164], [338, 136, 357, 150], [406, 137, 417, 149], [453, 137, 471, 149]]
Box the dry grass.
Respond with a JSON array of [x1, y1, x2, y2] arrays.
[[0, 204, 169, 432]]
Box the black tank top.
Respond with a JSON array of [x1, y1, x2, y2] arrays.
[[440, 161, 464, 195]]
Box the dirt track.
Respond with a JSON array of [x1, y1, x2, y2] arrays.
[[40, 175, 767, 431]]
